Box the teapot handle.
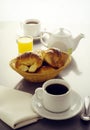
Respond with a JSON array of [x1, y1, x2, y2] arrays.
[[40, 31, 51, 47]]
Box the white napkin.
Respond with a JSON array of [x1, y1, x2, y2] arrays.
[[0, 85, 40, 129]]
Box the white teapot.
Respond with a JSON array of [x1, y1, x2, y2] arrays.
[[40, 28, 84, 54]]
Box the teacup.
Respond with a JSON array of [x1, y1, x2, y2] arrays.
[[22, 19, 41, 37], [35, 79, 72, 113]]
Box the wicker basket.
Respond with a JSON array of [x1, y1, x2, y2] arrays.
[[9, 55, 71, 82]]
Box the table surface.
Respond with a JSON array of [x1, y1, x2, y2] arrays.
[[0, 21, 90, 130]]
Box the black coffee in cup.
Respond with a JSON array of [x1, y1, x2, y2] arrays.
[[45, 84, 68, 95], [26, 21, 39, 24]]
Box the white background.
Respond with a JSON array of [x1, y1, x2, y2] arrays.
[[0, 0, 90, 24]]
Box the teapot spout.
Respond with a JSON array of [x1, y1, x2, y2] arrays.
[[73, 33, 84, 51]]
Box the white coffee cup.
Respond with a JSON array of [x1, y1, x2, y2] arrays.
[[22, 19, 41, 37], [35, 79, 71, 113]]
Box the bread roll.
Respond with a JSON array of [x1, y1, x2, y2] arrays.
[[36, 65, 56, 74]]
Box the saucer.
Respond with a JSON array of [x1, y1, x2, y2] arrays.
[[32, 90, 83, 120], [33, 35, 40, 41], [17, 30, 40, 41]]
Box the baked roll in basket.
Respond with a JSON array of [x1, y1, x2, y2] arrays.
[[9, 48, 71, 82]]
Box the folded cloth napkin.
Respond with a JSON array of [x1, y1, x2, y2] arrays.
[[0, 85, 40, 129]]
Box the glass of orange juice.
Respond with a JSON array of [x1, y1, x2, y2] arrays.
[[17, 36, 33, 54]]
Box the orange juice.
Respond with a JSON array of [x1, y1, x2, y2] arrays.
[[17, 36, 33, 54]]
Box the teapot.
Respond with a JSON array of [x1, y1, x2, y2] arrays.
[[40, 28, 84, 54]]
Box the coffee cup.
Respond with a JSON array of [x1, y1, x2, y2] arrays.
[[22, 19, 41, 37], [35, 79, 71, 113]]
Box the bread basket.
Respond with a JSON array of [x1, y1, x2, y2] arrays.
[[9, 55, 71, 82]]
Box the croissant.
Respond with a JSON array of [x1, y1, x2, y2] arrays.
[[15, 52, 43, 72], [15, 47, 69, 73], [43, 48, 68, 68]]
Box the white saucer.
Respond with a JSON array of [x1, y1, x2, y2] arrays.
[[32, 90, 83, 120], [33, 35, 40, 40], [17, 30, 40, 41]]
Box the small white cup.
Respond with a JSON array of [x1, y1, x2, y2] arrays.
[[35, 79, 71, 113], [22, 19, 41, 37]]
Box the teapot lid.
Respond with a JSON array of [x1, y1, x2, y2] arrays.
[[54, 28, 71, 37]]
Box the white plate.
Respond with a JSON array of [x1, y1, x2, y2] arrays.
[[32, 90, 83, 120]]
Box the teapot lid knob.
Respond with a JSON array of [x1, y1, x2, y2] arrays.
[[58, 28, 71, 37], [60, 28, 64, 34], [60, 28, 64, 32]]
